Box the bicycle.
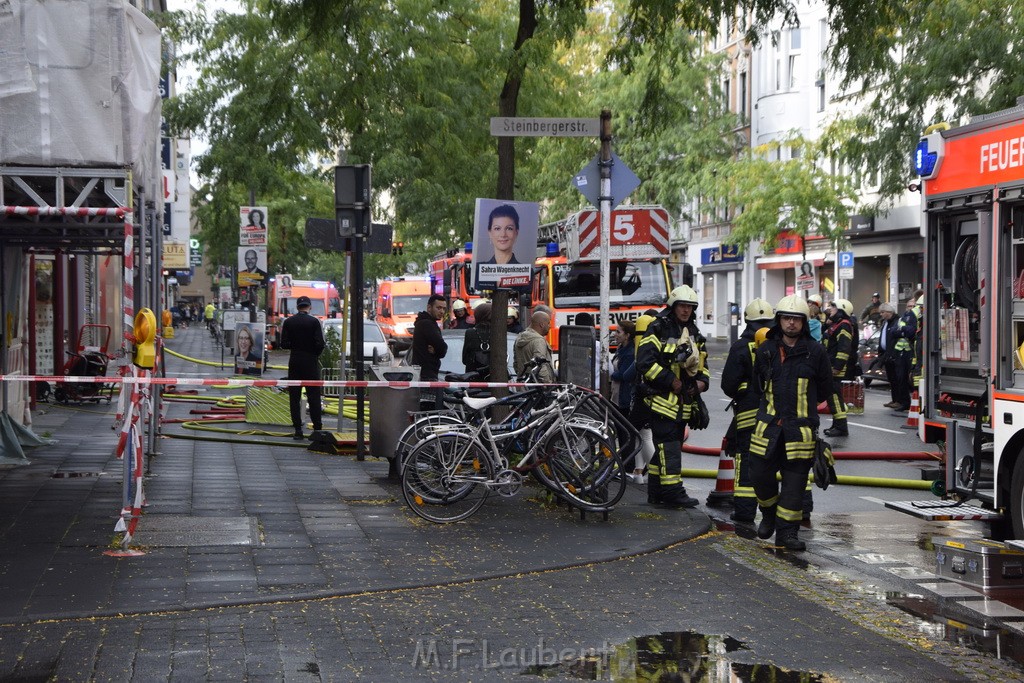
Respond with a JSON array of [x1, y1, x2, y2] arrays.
[[400, 383, 627, 523]]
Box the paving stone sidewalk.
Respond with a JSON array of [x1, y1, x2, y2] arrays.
[[0, 324, 709, 624]]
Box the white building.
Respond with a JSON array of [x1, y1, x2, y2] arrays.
[[682, 3, 924, 339]]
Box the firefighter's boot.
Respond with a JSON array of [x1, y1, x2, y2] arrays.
[[775, 523, 806, 551], [824, 419, 848, 438], [757, 506, 777, 539], [658, 484, 699, 509], [647, 474, 662, 505]]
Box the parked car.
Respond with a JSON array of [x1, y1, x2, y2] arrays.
[[401, 329, 517, 377], [859, 325, 889, 387], [322, 318, 393, 367]]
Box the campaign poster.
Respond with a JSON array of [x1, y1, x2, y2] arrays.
[[233, 322, 265, 376], [239, 206, 268, 246], [237, 246, 268, 287], [471, 198, 539, 291]]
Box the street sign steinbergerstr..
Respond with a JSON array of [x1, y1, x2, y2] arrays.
[[490, 117, 600, 137]]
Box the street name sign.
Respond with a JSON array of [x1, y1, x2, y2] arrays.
[[490, 117, 600, 137]]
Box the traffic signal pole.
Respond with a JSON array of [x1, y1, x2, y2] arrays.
[[598, 110, 612, 395]]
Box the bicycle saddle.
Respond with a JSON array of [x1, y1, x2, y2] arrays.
[[463, 395, 499, 411]]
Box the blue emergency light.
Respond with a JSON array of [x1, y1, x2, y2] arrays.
[[914, 139, 937, 177], [546, 242, 559, 257], [464, 242, 473, 254], [914, 129, 946, 180]]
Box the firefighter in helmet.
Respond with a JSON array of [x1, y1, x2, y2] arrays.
[[749, 295, 842, 551], [635, 285, 709, 508], [721, 298, 775, 524], [822, 298, 854, 437], [449, 299, 474, 329]]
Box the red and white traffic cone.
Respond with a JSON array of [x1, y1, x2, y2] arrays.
[[901, 390, 920, 429], [706, 437, 735, 507]]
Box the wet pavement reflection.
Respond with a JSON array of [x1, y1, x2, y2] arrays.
[[885, 593, 1024, 672], [719, 507, 1024, 673], [522, 630, 826, 681]]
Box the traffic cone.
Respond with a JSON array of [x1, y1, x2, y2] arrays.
[[706, 437, 735, 507], [901, 390, 919, 429]]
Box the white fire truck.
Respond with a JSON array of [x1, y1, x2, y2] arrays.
[[887, 101, 1024, 540]]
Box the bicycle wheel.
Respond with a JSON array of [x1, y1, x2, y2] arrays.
[[543, 425, 625, 511], [401, 433, 494, 523], [394, 413, 464, 471]]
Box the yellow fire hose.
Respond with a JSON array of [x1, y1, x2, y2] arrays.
[[681, 468, 932, 491]]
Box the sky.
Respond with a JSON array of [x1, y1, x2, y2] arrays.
[[165, 0, 242, 184]]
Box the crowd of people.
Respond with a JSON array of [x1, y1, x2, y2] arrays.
[[406, 286, 925, 553]]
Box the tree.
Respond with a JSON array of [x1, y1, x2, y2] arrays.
[[704, 135, 857, 253], [822, 0, 1024, 207]]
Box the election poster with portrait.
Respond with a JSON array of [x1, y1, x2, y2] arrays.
[[471, 198, 539, 291], [237, 246, 268, 287], [239, 206, 268, 246], [232, 322, 265, 376]]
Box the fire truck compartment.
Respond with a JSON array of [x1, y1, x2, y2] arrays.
[[935, 537, 1024, 589]]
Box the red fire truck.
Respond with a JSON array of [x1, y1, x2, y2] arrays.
[[887, 103, 1024, 539]]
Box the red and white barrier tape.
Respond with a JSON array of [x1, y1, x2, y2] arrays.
[[1, 374, 552, 389]]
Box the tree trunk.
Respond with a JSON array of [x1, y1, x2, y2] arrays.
[[490, 0, 537, 387]]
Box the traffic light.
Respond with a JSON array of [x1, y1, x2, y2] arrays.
[[391, 241, 404, 256], [335, 164, 372, 237]]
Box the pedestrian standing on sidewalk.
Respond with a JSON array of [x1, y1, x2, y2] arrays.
[[609, 320, 636, 413], [513, 311, 556, 383], [878, 302, 912, 411], [720, 298, 774, 524], [412, 294, 448, 409], [625, 313, 659, 484], [806, 295, 824, 342], [748, 295, 841, 551], [463, 302, 491, 377], [635, 285, 709, 508], [280, 295, 325, 440], [204, 302, 215, 328]]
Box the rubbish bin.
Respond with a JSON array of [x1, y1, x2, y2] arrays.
[[369, 365, 420, 476]]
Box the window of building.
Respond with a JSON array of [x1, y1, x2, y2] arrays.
[[790, 27, 802, 50], [817, 79, 826, 111], [739, 72, 747, 117], [723, 77, 731, 109], [789, 55, 798, 89]]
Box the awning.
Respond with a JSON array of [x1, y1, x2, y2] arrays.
[[698, 261, 743, 273], [755, 250, 832, 270]]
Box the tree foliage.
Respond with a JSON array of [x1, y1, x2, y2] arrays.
[[822, 0, 1024, 208], [706, 136, 857, 253]]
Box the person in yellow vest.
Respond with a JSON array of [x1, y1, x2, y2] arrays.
[[204, 302, 215, 329]]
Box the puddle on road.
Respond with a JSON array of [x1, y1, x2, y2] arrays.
[[521, 630, 825, 681], [885, 592, 1024, 672]]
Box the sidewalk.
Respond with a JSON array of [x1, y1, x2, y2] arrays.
[[0, 324, 709, 624]]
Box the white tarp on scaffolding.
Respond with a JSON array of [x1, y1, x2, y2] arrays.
[[0, 0, 162, 193]]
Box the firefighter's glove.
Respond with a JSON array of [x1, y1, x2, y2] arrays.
[[683, 351, 700, 377]]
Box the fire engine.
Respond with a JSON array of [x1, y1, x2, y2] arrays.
[[428, 206, 674, 350], [886, 102, 1024, 540]]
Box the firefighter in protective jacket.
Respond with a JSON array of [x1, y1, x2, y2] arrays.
[[749, 295, 843, 551], [635, 285, 709, 508], [822, 298, 855, 437], [721, 298, 775, 523]]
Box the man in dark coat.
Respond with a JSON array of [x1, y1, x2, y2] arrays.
[[280, 295, 325, 440], [412, 294, 448, 381]]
